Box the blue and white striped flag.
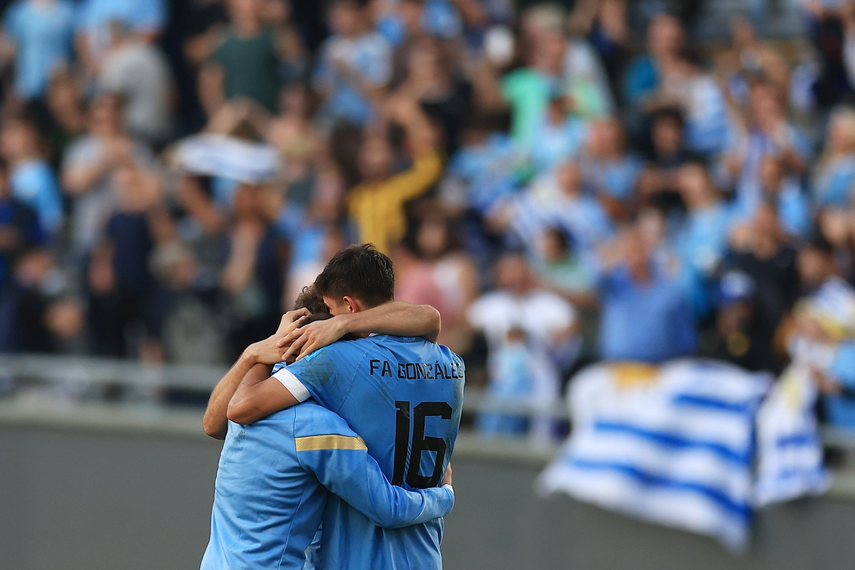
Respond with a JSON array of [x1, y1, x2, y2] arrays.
[[537, 360, 771, 551], [754, 364, 830, 507], [173, 134, 280, 184]]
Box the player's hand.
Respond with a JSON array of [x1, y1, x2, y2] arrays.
[[442, 462, 452, 487], [276, 308, 312, 337], [247, 309, 310, 364], [278, 315, 348, 361]]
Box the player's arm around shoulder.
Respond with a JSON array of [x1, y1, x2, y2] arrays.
[[226, 360, 306, 425], [294, 406, 456, 529], [227, 343, 345, 425]]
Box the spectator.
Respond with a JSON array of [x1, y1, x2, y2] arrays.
[[0, 0, 76, 100], [346, 97, 442, 254], [476, 327, 550, 437], [812, 107, 855, 208], [656, 53, 732, 158], [61, 93, 155, 256], [99, 21, 174, 145], [219, 181, 288, 358], [718, 15, 789, 108], [174, 174, 229, 289], [437, 113, 517, 217], [76, 0, 167, 75], [674, 161, 733, 278], [5, 247, 82, 353], [701, 269, 775, 372], [200, 0, 300, 115], [735, 156, 811, 241], [87, 161, 161, 359], [396, 205, 479, 348], [528, 92, 588, 173], [492, 161, 613, 255], [313, 0, 392, 126], [0, 158, 42, 288], [579, 116, 642, 216], [149, 239, 228, 365], [266, 83, 321, 207], [501, 14, 612, 150], [0, 116, 62, 236], [786, 275, 855, 429], [568, 0, 631, 105], [622, 12, 685, 115], [391, 36, 472, 156], [723, 81, 811, 192], [375, 0, 464, 48], [724, 202, 801, 373], [638, 106, 697, 214], [467, 252, 578, 441], [597, 224, 697, 362], [43, 71, 87, 167]]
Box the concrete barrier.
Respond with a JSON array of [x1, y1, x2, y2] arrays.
[[2, 405, 855, 569]]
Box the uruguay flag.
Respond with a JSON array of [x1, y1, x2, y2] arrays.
[[537, 360, 771, 551]]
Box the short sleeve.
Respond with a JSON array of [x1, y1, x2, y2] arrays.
[[272, 365, 311, 403], [272, 343, 358, 412]]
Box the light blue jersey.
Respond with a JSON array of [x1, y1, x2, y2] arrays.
[[272, 335, 465, 569], [201, 401, 454, 570]]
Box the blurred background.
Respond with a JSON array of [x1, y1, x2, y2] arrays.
[[5, 0, 855, 568]]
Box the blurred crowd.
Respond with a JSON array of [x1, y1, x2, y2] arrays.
[[5, 0, 855, 433]]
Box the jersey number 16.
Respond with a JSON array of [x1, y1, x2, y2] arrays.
[[392, 401, 452, 488]]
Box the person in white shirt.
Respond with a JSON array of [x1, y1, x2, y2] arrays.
[[466, 252, 579, 443]]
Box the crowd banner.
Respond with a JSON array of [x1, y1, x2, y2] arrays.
[[754, 364, 831, 506], [537, 360, 771, 552], [173, 133, 280, 184]]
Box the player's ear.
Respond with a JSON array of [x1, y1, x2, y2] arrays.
[[342, 295, 361, 313]]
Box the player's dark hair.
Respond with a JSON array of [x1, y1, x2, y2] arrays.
[[301, 312, 334, 325], [293, 285, 329, 314], [314, 244, 395, 308]]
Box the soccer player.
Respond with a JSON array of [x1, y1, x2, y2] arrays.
[[228, 244, 465, 569], [203, 286, 442, 440], [202, 315, 455, 569]]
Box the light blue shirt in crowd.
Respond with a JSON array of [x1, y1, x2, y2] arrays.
[[507, 190, 613, 255], [3, 0, 75, 98], [376, 0, 463, 46], [76, 0, 166, 62], [201, 402, 454, 570], [734, 177, 812, 239], [683, 75, 732, 157], [529, 117, 588, 173], [313, 32, 392, 126], [812, 154, 855, 208], [581, 154, 643, 202], [597, 264, 697, 363], [824, 343, 855, 430], [675, 202, 734, 277], [445, 132, 520, 214], [271, 335, 465, 570], [10, 159, 62, 235]]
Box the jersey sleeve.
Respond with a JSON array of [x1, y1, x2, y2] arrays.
[[296, 432, 454, 528], [271, 343, 359, 412]]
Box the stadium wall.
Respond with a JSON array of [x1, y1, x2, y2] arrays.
[[2, 412, 855, 569]]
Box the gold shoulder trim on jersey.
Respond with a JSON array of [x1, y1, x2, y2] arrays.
[[295, 434, 367, 452]]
